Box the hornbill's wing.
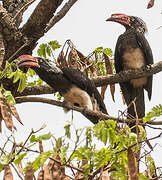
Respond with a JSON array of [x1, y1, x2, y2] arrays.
[[62, 67, 108, 114], [136, 32, 154, 100], [114, 35, 132, 106]]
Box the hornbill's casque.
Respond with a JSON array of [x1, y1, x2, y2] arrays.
[[106, 14, 153, 131], [17, 55, 108, 124]]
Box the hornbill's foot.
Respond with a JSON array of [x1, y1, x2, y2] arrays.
[[146, 64, 152, 70], [63, 100, 71, 113]]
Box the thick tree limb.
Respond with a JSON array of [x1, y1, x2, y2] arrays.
[[15, 84, 54, 97], [21, 0, 63, 43], [0, 4, 20, 39], [15, 96, 162, 125], [14, 61, 162, 97], [45, 0, 79, 32]]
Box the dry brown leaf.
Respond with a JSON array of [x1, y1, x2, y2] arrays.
[[75, 158, 88, 180], [24, 165, 34, 180], [103, 53, 115, 101], [3, 164, 13, 180], [63, 177, 70, 180], [127, 148, 138, 180], [9, 104, 23, 125], [100, 170, 110, 180], [1, 104, 14, 131], [75, 49, 86, 63], [68, 49, 82, 70], [39, 141, 44, 153], [147, 0, 155, 8], [45, 154, 68, 180], [57, 51, 68, 68], [44, 166, 52, 180], [0, 114, 2, 132], [76, 49, 97, 77], [76, 49, 91, 76], [110, 84, 115, 102], [0, 89, 23, 131], [101, 85, 108, 100], [37, 170, 44, 180], [15, 163, 24, 176]]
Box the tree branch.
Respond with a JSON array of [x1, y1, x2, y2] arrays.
[[0, 4, 21, 40], [45, 0, 79, 32], [21, 0, 63, 43], [15, 96, 162, 125], [93, 61, 162, 87], [14, 84, 54, 97], [12, 0, 36, 23], [14, 61, 162, 97]]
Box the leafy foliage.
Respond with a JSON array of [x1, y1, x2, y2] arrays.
[[0, 42, 161, 179], [143, 104, 162, 123], [37, 40, 61, 59], [30, 132, 53, 143], [29, 151, 54, 172]]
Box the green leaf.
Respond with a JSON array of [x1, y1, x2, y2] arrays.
[[37, 43, 48, 58], [94, 46, 103, 53], [30, 132, 52, 143], [48, 40, 61, 51], [3, 90, 16, 104], [7, 71, 16, 79], [14, 153, 27, 164], [0, 154, 14, 165], [93, 120, 117, 145], [0, 163, 4, 172], [143, 104, 162, 123], [64, 124, 71, 139], [27, 68, 37, 77], [146, 155, 156, 177], [30, 135, 37, 142], [17, 73, 27, 93], [46, 46, 51, 57], [56, 137, 63, 148], [103, 48, 112, 57], [37, 78, 43, 85], [31, 151, 53, 172], [13, 70, 20, 83], [71, 146, 94, 161], [57, 93, 62, 101], [139, 173, 149, 180], [60, 145, 69, 162]]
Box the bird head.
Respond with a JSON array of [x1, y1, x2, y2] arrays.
[[17, 55, 62, 74], [106, 13, 147, 34]]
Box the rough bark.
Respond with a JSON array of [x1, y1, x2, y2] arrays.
[[0, 0, 76, 93]]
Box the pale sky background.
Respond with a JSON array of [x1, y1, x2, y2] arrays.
[[1, 0, 162, 178]]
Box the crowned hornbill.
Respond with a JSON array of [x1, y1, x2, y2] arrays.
[[17, 55, 108, 124], [106, 14, 153, 131]]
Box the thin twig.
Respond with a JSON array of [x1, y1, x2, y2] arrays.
[[8, 41, 29, 62], [10, 163, 23, 180], [12, 0, 36, 22], [45, 0, 78, 32]]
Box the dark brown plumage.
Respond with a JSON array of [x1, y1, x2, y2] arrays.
[[17, 55, 108, 124], [107, 13, 153, 131]]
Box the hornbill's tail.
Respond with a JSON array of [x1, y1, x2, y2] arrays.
[[127, 87, 145, 132]]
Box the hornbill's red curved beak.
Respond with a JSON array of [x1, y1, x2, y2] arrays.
[[106, 13, 130, 26], [17, 55, 40, 68]]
